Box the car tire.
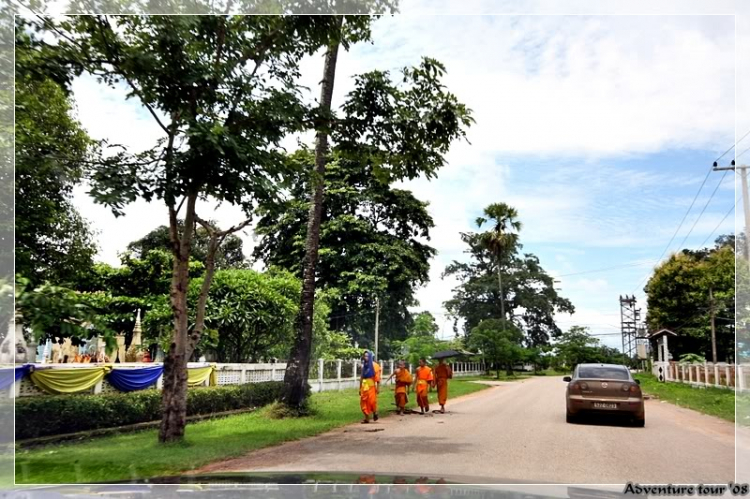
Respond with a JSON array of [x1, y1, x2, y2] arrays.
[[566, 412, 576, 424], [633, 418, 645, 427]]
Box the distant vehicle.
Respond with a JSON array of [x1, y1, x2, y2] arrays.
[[563, 363, 645, 427]]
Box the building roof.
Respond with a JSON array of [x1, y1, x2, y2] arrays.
[[648, 328, 677, 339]]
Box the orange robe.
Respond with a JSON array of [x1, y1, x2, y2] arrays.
[[434, 364, 452, 406], [394, 368, 413, 410], [360, 376, 377, 416], [360, 362, 381, 417], [415, 366, 434, 409]]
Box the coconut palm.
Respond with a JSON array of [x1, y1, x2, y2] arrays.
[[476, 203, 522, 321]]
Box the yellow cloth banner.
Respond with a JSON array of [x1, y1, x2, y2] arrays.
[[187, 364, 217, 387], [30, 366, 112, 394]]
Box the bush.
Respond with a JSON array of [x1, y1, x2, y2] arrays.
[[15, 381, 285, 440]]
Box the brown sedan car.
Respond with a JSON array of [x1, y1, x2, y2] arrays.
[[564, 363, 645, 427]]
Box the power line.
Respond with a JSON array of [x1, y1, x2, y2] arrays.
[[555, 260, 657, 278], [698, 199, 738, 248], [675, 169, 732, 250], [629, 133, 749, 295]]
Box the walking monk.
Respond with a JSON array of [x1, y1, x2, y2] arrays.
[[434, 358, 453, 413], [412, 358, 434, 414], [386, 360, 413, 415], [359, 351, 378, 424]]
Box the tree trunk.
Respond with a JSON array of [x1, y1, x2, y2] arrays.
[[159, 192, 197, 443], [506, 363, 513, 377], [497, 263, 505, 321], [283, 16, 343, 410]]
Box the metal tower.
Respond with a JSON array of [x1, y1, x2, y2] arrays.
[[620, 295, 639, 360]]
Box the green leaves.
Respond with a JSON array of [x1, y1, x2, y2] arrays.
[[645, 237, 735, 360], [445, 204, 573, 347]]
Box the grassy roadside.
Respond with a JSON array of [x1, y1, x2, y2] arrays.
[[736, 393, 750, 427], [633, 373, 735, 422], [16, 379, 488, 484]]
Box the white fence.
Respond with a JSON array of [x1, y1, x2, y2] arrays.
[[13, 359, 486, 398], [651, 361, 737, 390]]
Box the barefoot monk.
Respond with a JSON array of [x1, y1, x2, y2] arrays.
[[434, 358, 453, 413], [412, 358, 434, 414]]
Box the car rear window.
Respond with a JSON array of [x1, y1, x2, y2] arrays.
[[577, 366, 630, 380]]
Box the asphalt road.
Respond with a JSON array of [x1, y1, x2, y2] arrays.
[[197, 377, 737, 484]]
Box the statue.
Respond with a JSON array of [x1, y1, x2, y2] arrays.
[[125, 309, 145, 362]]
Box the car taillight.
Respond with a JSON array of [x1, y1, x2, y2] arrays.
[[622, 383, 640, 394], [570, 381, 588, 391]]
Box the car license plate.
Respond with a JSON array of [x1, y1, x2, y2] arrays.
[[593, 402, 617, 410]]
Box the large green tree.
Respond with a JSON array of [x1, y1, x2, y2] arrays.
[[40, 14, 349, 442], [468, 318, 525, 377], [444, 211, 573, 346], [254, 149, 437, 352], [475, 203, 521, 322], [645, 236, 735, 362], [277, 47, 472, 410], [15, 25, 98, 288]]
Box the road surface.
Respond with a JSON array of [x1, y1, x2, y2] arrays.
[[196, 377, 737, 484]]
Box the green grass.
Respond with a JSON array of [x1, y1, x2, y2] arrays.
[[15, 379, 488, 485], [633, 373, 735, 422], [736, 393, 750, 427]]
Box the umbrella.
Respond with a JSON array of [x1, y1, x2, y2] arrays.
[[430, 349, 477, 360]]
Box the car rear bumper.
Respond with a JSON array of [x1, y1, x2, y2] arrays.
[[567, 395, 644, 418]]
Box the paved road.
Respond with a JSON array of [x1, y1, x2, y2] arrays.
[[197, 377, 737, 484]]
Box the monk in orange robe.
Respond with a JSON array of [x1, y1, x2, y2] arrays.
[[412, 358, 434, 414], [386, 360, 413, 414], [434, 358, 453, 413], [359, 351, 378, 423]]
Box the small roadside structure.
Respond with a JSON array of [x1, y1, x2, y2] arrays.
[[648, 328, 677, 381]]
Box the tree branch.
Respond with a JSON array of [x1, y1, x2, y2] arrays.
[[93, 16, 170, 135]]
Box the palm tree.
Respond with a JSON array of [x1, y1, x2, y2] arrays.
[[476, 203, 522, 322]]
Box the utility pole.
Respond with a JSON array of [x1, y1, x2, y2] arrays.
[[709, 287, 717, 364], [713, 160, 748, 261], [374, 296, 380, 362]]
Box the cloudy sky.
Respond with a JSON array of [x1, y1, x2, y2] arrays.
[[69, 13, 738, 349]]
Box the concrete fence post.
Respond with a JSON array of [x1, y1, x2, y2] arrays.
[[688, 365, 693, 383], [269, 364, 275, 383], [336, 359, 342, 391], [703, 362, 709, 386], [94, 379, 103, 394], [714, 364, 720, 388], [738, 365, 745, 391], [318, 358, 324, 392], [353, 360, 358, 380], [680, 365, 685, 383]]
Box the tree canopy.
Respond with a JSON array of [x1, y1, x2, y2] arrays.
[[15, 25, 98, 288], [644, 236, 735, 361], [253, 149, 437, 352], [444, 205, 574, 346]]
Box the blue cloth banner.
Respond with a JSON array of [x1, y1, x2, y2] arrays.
[[0, 364, 28, 391], [16, 364, 31, 382], [107, 365, 164, 392]]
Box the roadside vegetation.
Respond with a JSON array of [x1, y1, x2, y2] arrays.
[[634, 373, 735, 422], [16, 380, 488, 484]]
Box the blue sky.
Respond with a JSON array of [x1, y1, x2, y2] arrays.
[[69, 14, 737, 350]]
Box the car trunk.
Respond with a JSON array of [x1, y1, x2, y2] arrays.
[[578, 378, 632, 400]]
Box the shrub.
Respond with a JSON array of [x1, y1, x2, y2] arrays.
[[15, 381, 285, 440]]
